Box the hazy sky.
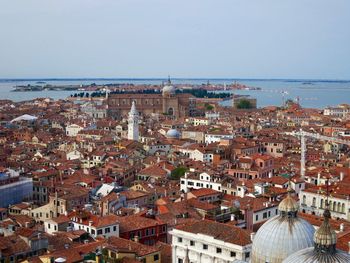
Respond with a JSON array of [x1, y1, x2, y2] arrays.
[[0, 0, 349, 79]]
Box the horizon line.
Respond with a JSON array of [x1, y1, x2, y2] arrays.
[[0, 77, 350, 82]]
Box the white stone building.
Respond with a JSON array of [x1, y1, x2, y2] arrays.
[[65, 123, 84, 137], [205, 132, 234, 144], [70, 212, 119, 239], [170, 220, 252, 263], [180, 172, 223, 193], [300, 185, 350, 220]]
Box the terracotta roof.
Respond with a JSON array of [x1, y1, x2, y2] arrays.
[[116, 214, 164, 233], [0, 234, 31, 256], [120, 190, 149, 200], [106, 236, 160, 257], [176, 219, 251, 246], [190, 188, 220, 197], [69, 211, 118, 228]]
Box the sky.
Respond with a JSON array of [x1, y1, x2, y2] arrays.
[[0, 0, 349, 79]]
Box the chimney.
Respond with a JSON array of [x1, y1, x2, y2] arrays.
[[89, 220, 93, 226], [340, 172, 345, 181], [268, 171, 272, 178], [230, 214, 235, 221], [340, 223, 345, 232], [317, 172, 321, 186]]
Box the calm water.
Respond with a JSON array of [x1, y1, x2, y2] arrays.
[[1, 79, 350, 109]]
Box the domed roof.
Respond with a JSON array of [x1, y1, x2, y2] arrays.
[[283, 205, 350, 263], [313, 209, 336, 247], [251, 216, 315, 263], [166, 129, 180, 138], [282, 247, 350, 263], [251, 186, 315, 263], [162, 85, 176, 95], [278, 185, 299, 213]]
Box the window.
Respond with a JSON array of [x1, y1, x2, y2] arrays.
[[255, 215, 259, 221], [203, 244, 208, 250], [190, 240, 195, 246], [113, 226, 117, 231], [154, 254, 159, 261], [178, 237, 182, 243], [91, 229, 96, 235], [216, 248, 222, 254], [245, 252, 250, 259], [178, 259, 183, 263], [231, 251, 236, 257], [97, 229, 103, 235], [263, 212, 267, 219]]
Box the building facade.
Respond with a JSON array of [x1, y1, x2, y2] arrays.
[[170, 220, 252, 263], [107, 84, 196, 120]]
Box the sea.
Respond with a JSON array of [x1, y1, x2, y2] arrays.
[[1, 78, 350, 109]]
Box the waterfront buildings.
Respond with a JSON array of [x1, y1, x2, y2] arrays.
[[107, 81, 196, 120]]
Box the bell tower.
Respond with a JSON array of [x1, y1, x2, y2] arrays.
[[128, 100, 139, 141]]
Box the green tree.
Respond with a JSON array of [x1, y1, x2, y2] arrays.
[[170, 167, 188, 180], [237, 99, 252, 109], [205, 103, 214, 111]]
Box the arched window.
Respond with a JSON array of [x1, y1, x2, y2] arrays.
[[168, 107, 174, 116], [338, 202, 341, 212], [302, 195, 306, 205], [342, 203, 345, 213], [312, 197, 316, 207], [320, 199, 324, 209], [333, 202, 336, 212], [329, 201, 332, 210]]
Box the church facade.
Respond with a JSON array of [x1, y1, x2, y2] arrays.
[[107, 84, 196, 120]]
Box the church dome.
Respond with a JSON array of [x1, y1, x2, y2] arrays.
[[278, 194, 299, 213], [283, 206, 350, 263], [251, 187, 315, 263], [282, 247, 350, 263], [166, 129, 180, 138], [162, 85, 176, 95]]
